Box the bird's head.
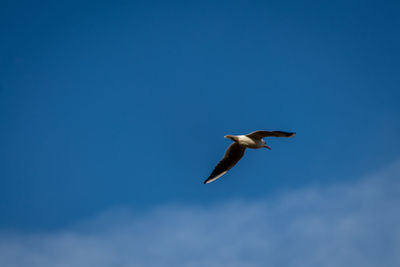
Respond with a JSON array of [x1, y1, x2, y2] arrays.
[[224, 135, 237, 142]]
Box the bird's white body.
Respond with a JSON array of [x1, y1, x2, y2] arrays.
[[204, 130, 295, 184], [236, 135, 266, 149]]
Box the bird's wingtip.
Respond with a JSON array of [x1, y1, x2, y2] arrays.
[[203, 171, 228, 185], [203, 178, 213, 184]]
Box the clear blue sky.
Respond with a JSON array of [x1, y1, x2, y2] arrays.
[[1, 0, 399, 233]]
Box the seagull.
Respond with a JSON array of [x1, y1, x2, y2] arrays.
[[204, 130, 296, 184]]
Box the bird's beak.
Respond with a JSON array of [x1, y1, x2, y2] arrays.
[[265, 145, 271, 150]]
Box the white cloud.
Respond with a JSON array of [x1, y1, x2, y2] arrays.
[[1, 161, 400, 267]]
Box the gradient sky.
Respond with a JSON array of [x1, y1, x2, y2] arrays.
[[1, 0, 400, 237]]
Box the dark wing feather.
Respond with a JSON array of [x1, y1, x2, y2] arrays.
[[204, 143, 246, 184], [246, 131, 296, 139]]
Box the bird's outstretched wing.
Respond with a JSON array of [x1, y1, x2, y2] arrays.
[[204, 143, 246, 184], [246, 131, 296, 139]]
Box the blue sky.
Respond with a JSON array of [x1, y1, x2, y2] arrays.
[[0, 0, 400, 264], [1, 161, 399, 266]]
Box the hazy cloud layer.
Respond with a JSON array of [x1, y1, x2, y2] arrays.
[[1, 162, 400, 267]]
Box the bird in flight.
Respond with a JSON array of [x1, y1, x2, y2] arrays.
[[204, 130, 296, 184]]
